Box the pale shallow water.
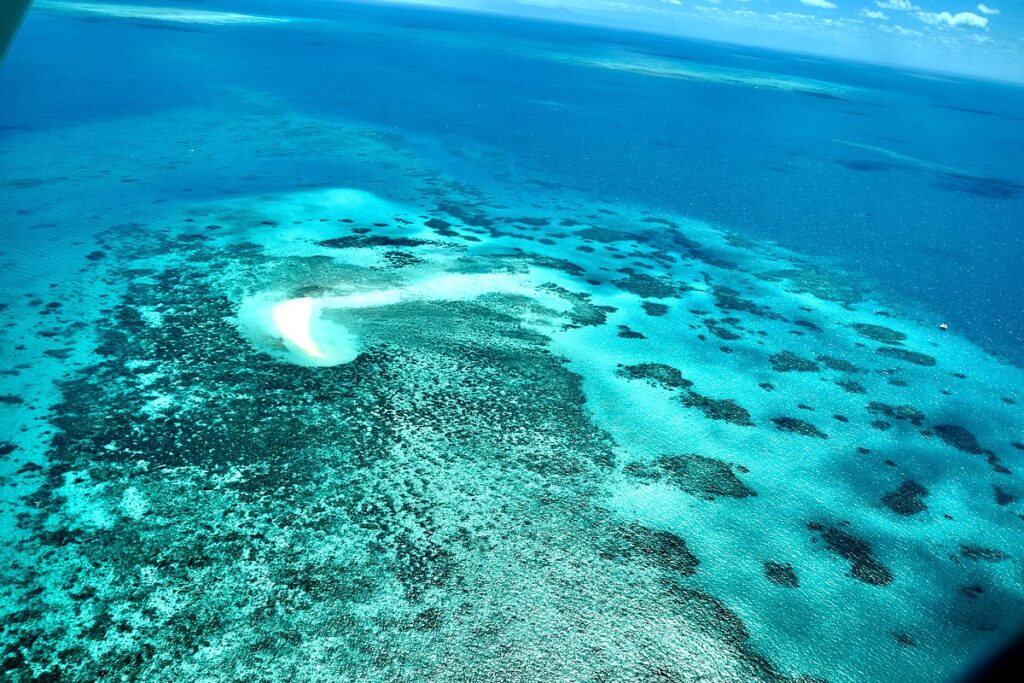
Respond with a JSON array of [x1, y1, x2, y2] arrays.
[[1, 2, 1022, 682]]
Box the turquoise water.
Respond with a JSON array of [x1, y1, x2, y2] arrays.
[[1, 1, 1022, 681]]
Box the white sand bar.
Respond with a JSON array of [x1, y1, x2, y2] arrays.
[[243, 273, 561, 367], [37, 2, 291, 25]]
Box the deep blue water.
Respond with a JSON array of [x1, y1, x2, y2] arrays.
[[1, 2, 1022, 682]]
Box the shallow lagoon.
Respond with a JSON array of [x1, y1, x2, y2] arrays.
[[1, 2, 1022, 682]]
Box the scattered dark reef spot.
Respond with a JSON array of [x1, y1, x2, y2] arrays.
[[425, 217, 459, 237], [816, 355, 863, 374], [993, 486, 1017, 506], [626, 454, 756, 500], [576, 227, 641, 243], [317, 235, 434, 249], [382, 250, 424, 269], [771, 417, 827, 439], [836, 380, 867, 395], [794, 319, 822, 333], [704, 319, 742, 341], [617, 325, 646, 339], [763, 561, 800, 588], [642, 301, 669, 317], [932, 174, 1023, 200], [881, 480, 929, 516], [517, 252, 586, 277], [603, 523, 700, 575], [807, 522, 893, 586], [934, 424, 985, 455], [711, 285, 780, 319], [852, 324, 906, 344], [617, 363, 692, 390], [866, 402, 926, 427], [613, 272, 685, 299], [960, 544, 1009, 563], [876, 346, 937, 367], [437, 200, 494, 228], [681, 391, 754, 426], [4, 178, 44, 189], [892, 632, 917, 648], [769, 351, 818, 373], [539, 283, 612, 328]]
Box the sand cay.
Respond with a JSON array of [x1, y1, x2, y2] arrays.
[[244, 272, 566, 366]]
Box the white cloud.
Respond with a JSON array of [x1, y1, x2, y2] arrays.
[[917, 11, 988, 28], [875, 0, 917, 9], [976, 3, 1000, 14], [859, 9, 889, 19], [800, 0, 838, 7], [878, 22, 923, 36]]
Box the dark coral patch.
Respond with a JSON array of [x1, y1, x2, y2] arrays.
[[769, 351, 819, 373], [711, 286, 779, 319], [539, 283, 612, 328], [612, 272, 684, 298], [382, 250, 424, 269], [641, 301, 669, 316], [836, 380, 866, 394], [771, 417, 827, 439], [604, 523, 700, 575], [317, 235, 433, 249], [807, 522, 893, 586], [626, 454, 756, 499], [617, 363, 692, 390], [520, 253, 586, 277], [816, 355, 863, 374], [424, 217, 459, 237], [704, 319, 742, 341], [656, 454, 756, 499], [934, 424, 985, 455], [576, 227, 641, 243], [852, 324, 907, 344], [881, 480, 929, 516], [681, 391, 754, 426], [960, 544, 1009, 562], [892, 632, 917, 648], [876, 346, 937, 367], [866, 402, 926, 427], [933, 173, 1023, 200], [993, 486, 1017, 506], [763, 561, 800, 588]]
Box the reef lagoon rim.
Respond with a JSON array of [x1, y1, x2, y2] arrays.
[[1, 3, 1023, 682]]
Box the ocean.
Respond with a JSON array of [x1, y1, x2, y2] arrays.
[[1, 1, 1022, 681]]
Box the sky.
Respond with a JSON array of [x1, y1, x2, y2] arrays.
[[377, 0, 1024, 82]]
